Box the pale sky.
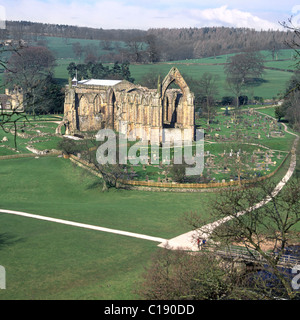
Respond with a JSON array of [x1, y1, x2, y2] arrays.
[[1, 0, 300, 30]]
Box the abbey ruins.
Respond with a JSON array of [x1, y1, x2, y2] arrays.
[[59, 67, 195, 142]]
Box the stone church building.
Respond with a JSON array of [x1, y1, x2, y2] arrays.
[[59, 67, 195, 142]]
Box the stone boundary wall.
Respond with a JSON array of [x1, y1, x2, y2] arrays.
[[0, 149, 290, 192], [0, 150, 61, 160], [68, 155, 103, 179], [68, 151, 291, 192]]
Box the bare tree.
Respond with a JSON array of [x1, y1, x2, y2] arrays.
[[278, 18, 300, 132], [5, 46, 56, 116], [145, 34, 160, 63], [137, 246, 242, 300], [0, 41, 29, 148], [198, 72, 219, 124], [125, 38, 145, 63], [224, 52, 265, 109], [60, 137, 131, 191], [72, 42, 84, 60], [186, 178, 300, 299]]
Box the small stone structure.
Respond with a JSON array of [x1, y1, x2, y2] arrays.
[[0, 87, 24, 112], [59, 67, 195, 142]]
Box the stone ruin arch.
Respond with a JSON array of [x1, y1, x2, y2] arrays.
[[161, 67, 191, 100], [161, 67, 194, 131], [93, 94, 104, 114], [107, 88, 116, 129], [59, 67, 195, 141], [55, 120, 68, 135]]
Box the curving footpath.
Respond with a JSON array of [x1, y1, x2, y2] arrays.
[[0, 114, 298, 251], [159, 124, 299, 251], [0, 132, 297, 249]]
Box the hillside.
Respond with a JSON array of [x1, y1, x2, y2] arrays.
[[2, 21, 296, 62], [0, 21, 297, 100]]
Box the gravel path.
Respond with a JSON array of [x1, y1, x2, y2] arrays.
[[159, 122, 299, 252], [0, 111, 298, 251], [0, 208, 167, 243]]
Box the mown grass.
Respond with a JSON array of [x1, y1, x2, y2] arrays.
[[49, 46, 297, 100], [0, 120, 64, 155], [0, 157, 216, 238], [128, 62, 292, 100], [0, 156, 218, 299], [0, 144, 295, 299], [0, 119, 297, 299], [0, 212, 157, 300]]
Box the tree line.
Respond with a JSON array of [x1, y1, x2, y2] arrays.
[[4, 45, 64, 115], [275, 71, 300, 131], [67, 61, 134, 82], [2, 21, 297, 62], [4, 21, 146, 42]]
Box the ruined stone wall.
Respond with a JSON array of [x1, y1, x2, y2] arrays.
[[64, 84, 110, 135], [3, 88, 24, 112], [62, 68, 195, 142], [114, 89, 162, 141]]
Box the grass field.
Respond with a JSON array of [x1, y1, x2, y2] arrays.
[[48, 43, 298, 100], [128, 49, 297, 100], [0, 38, 297, 101], [0, 156, 217, 299], [0, 37, 299, 299], [129, 63, 293, 100], [0, 132, 296, 300]]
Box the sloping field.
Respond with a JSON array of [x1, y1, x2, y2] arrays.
[[0, 156, 216, 299]]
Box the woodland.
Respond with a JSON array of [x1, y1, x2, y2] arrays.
[[2, 21, 296, 62]]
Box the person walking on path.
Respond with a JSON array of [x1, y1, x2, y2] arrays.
[[197, 238, 202, 250]]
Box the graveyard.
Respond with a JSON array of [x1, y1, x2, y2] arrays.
[[125, 107, 295, 185], [0, 106, 295, 187], [0, 104, 298, 300], [0, 115, 63, 156]]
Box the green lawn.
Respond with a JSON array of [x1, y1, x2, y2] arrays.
[[128, 62, 292, 100], [0, 119, 64, 156], [0, 45, 296, 100], [0, 156, 217, 299], [0, 212, 157, 300], [0, 123, 296, 299]]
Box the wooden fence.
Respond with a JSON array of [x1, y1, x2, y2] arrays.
[[68, 151, 290, 191], [0, 148, 290, 191]]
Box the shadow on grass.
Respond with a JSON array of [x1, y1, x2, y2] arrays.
[[86, 181, 103, 190], [247, 78, 269, 87], [0, 233, 23, 250], [295, 164, 300, 179], [86, 180, 133, 191]]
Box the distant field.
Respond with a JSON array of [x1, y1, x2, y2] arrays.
[[129, 62, 292, 99], [43, 39, 298, 100], [163, 49, 296, 65], [55, 60, 292, 99], [0, 37, 297, 99], [39, 36, 127, 60]]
